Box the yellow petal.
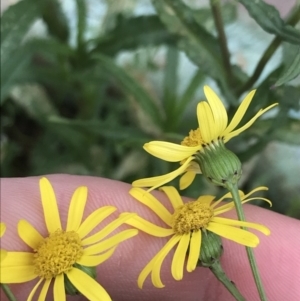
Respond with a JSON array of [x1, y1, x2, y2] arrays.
[[0, 222, 6, 237], [27, 278, 44, 301], [222, 90, 256, 136], [187, 231, 201, 272], [137, 235, 180, 289], [241, 186, 269, 199], [39, 177, 62, 232], [195, 195, 215, 206], [18, 220, 44, 250], [0, 251, 33, 266], [129, 188, 172, 226], [197, 101, 218, 142], [159, 186, 184, 210], [81, 213, 136, 246], [0, 249, 7, 262], [179, 171, 196, 190], [224, 103, 278, 142], [211, 217, 270, 235], [66, 186, 88, 232], [38, 278, 51, 301], [1, 265, 37, 283], [53, 274, 65, 301], [66, 268, 112, 301], [144, 141, 200, 162], [122, 215, 173, 237], [78, 247, 116, 266], [151, 235, 181, 288], [203, 85, 228, 133], [77, 206, 117, 239], [83, 229, 138, 255], [207, 222, 259, 247], [171, 233, 190, 280], [132, 156, 194, 192]]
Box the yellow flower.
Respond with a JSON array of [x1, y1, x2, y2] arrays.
[[125, 186, 271, 288], [0, 222, 7, 262], [0, 177, 137, 301], [133, 85, 277, 191]]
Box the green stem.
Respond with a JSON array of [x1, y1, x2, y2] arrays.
[[237, 6, 300, 95], [210, 261, 246, 301], [209, 0, 233, 85], [1, 284, 18, 301], [225, 182, 267, 301]]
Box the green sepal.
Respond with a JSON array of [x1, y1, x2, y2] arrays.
[[198, 230, 223, 268], [194, 140, 242, 187], [64, 264, 96, 295]]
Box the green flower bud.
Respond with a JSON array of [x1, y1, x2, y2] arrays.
[[194, 139, 242, 187], [198, 230, 223, 268]]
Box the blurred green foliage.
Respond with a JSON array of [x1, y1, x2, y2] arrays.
[[1, 0, 300, 218]]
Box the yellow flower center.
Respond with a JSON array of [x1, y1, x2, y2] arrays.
[[172, 201, 214, 234], [33, 229, 83, 279], [181, 128, 204, 147]]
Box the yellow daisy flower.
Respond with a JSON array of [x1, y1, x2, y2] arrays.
[[0, 177, 137, 301], [0, 222, 7, 262], [125, 186, 271, 288], [133, 85, 277, 191]]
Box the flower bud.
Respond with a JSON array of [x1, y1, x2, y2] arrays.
[[195, 140, 242, 187]]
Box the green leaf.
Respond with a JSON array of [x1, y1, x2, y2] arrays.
[[1, 0, 41, 70], [41, 0, 69, 43], [1, 0, 42, 103], [152, 0, 223, 79], [49, 116, 149, 143], [274, 46, 300, 87], [151, 0, 239, 103], [76, 0, 87, 51], [238, 0, 300, 44], [1, 44, 34, 102], [92, 54, 163, 126], [91, 15, 175, 56]]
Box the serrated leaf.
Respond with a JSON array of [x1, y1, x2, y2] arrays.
[[274, 46, 300, 87], [238, 0, 300, 44], [41, 0, 69, 43], [92, 54, 163, 126], [91, 15, 175, 56]]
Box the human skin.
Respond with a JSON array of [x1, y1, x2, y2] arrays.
[[0, 174, 299, 301]]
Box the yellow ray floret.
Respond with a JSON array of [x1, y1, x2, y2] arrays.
[[125, 186, 271, 288], [133, 85, 277, 190], [0, 177, 138, 301]]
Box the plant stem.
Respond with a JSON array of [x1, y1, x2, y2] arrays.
[[210, 261, 246, 301], [209, 0, 233, 85], [1, 284, 18, 301], [225, 182, 267, 301], [237, 6, 300, 95]]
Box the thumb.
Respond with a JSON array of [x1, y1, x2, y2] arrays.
[[1, 175, 300, 301]]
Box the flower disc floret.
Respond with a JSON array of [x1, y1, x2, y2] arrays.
[[34, 230, 83, 279], [172, 202, 213, 234]]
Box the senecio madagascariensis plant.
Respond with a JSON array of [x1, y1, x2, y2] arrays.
[[132, 86, 278, 191], [124, 186, 271, 288], [0, 178, 138, 301]]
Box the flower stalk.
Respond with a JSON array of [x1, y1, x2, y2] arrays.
[[209, 261, 246, 301], [199, 230, 246, 301], [1, 284, 18, 301], [225, 182, 268, 301]]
